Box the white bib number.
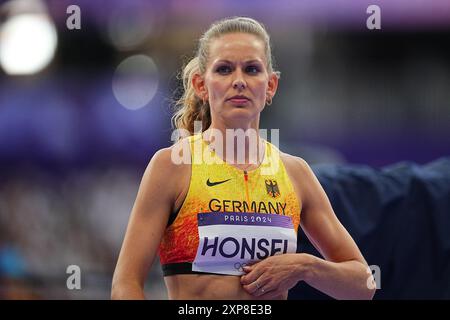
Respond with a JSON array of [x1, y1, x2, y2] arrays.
[[192, 212, 297, 275]]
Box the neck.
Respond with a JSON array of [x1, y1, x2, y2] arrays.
[[202, 119, 264, 169]]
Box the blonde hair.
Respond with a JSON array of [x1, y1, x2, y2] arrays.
[[172, 16, 280, 136]]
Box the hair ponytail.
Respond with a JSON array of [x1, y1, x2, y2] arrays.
[[172, 57, 211, 136]]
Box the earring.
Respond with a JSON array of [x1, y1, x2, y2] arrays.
[[266, 96, 272, 106]]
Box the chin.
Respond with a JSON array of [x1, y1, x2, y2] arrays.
[[228, 106, 254, 115], [222, 108, 257, 124]]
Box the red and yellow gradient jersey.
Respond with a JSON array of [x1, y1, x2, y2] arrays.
[[158, 134, 301, 275]]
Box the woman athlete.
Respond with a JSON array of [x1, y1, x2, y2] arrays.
[[111, 16, 376, 300]]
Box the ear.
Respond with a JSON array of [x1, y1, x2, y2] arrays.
[[266, 72, 279, 100], [192, 73, 208, 101]]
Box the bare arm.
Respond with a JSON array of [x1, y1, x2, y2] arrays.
[[241, 156, 376, 300], [295, 158, 375, 299], [298, 159, 375, 299], [111, 148, 182, 299]]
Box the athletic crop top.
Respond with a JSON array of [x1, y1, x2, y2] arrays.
[[158, 134, 301, 276]]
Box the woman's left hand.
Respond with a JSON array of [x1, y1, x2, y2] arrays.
[[240, 253, 312, 298]]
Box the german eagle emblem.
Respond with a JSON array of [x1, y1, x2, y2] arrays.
[[265, 179, 280, 198]]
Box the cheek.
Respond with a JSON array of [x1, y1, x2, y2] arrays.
[[253, 81, 268, 99], [207, 80, 228, 100]]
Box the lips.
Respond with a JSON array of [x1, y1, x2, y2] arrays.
[[227, 95, 250, 104], [228, 95, 249, 101]]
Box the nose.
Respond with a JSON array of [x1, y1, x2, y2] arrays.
[[233, 81, 245, 90], [232, 69, 246, 90]]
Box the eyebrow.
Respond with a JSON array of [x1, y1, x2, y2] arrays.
[[214, 59, 263, 65]]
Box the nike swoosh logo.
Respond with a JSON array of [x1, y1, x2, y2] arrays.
[[206, 178, 231, 187]]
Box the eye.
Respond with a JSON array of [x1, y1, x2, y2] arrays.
[[246, 65, 261, 74], [216, 65, 232, 74]]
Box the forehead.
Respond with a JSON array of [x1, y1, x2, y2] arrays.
[[208, 33, 266, 64]]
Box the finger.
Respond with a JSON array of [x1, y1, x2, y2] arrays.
[[242, 277, 269, 295], [240, 266, 264, 285], [250, 283, 275, 297], [242, 261, 258, 273]]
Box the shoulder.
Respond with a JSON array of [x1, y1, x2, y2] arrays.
[[279, 151, 319, 204], [148, 137, 191, 173], [265, 141, 310, 177], [143, 138, 192, 191], [279, 151, 311, 178], [147, 147, 175, 172]]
